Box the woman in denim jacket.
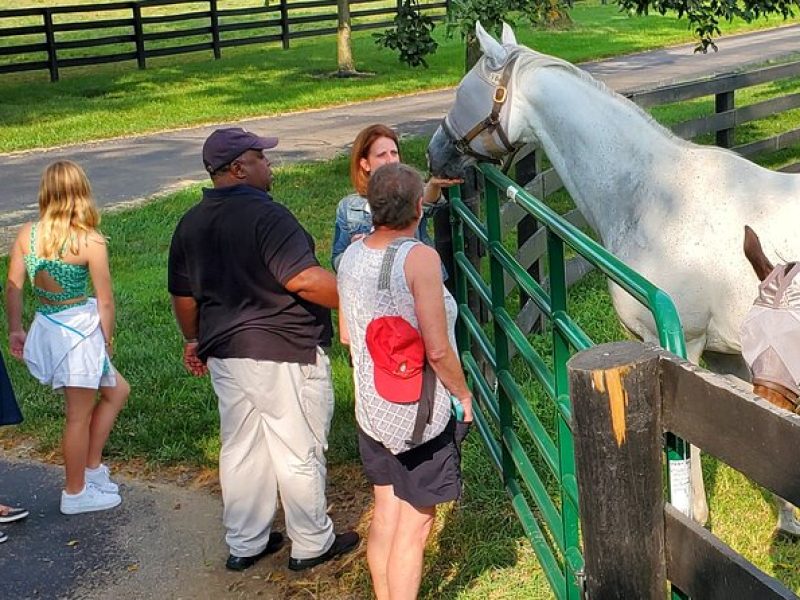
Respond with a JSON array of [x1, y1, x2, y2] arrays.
[[331, 124, 460, 272]]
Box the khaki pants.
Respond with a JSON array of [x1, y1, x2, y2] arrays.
[[208, 347, 335, 559]]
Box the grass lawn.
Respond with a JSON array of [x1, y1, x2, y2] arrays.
[[0, 0, 797, 152], [1, 129, 798, 597], [2, 3, 799, 594]]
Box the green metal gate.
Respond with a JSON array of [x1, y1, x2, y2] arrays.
[[448, 164, 688, 599]]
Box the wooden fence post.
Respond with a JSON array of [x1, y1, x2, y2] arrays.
[[433, 193, 455, 294], [715, 90, 735, 148], [132, 3, 146, 69], [42, 8, 59, 82], [210, 0, 221, 59], [279, 0, 290, 50], [514, 149, 542, 329], [462, 168, 484, 321], [568, 341, 667, 599]]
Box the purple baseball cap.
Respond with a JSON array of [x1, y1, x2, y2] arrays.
[[202, 127, 278, 174]]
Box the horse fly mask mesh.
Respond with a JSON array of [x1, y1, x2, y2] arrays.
[[741, 262, 800, 412], [440, 50, 524, 166]]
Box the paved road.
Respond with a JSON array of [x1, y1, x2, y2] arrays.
[[0, 24, 799, 227], [0, 456, 232, 600]]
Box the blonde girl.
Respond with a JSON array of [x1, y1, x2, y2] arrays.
[[6, 160, 129, 515]]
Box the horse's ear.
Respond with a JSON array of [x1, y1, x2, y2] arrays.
[[500, 22, 517, 46], [743, 225, 774, 281], [476, 21, 507, 67]]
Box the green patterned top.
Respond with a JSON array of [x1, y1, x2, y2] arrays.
[[23, 223, 89, 315]]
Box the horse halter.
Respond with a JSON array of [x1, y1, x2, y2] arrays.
[[440, 51, 523, 166]]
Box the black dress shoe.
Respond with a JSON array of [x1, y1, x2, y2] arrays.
[[226, 531, 285, 571], [287, 531, 360, 572]]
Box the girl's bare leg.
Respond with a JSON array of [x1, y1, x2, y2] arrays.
[[63, 387, 98, 494], [87, 373, 130, 469]]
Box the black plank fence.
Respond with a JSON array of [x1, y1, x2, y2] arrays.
[[568, 341, 799, 599], [0, 0, 447, 81]]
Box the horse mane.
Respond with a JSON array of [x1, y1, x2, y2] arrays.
[[509, 45, 746, 160]]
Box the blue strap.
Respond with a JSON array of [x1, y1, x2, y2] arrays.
[[42, 313, 88, 339]]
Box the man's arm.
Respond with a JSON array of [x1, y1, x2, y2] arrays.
[[171, 295, 207, 377], [284, 266, 339, 309]]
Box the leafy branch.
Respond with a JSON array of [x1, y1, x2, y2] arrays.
[[374, 0, 439, 68]]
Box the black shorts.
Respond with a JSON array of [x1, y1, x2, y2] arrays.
[[358, 418, 471, 508]]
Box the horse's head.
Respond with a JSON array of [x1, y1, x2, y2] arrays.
[[427, 22, 527, 178]]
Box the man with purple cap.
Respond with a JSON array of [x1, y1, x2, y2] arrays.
[[168, 127, 359, 572]]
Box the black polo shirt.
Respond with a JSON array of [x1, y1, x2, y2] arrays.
[[167, 184, 332, 364]]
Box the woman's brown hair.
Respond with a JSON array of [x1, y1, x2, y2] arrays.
[[350, 124, 401, 196]]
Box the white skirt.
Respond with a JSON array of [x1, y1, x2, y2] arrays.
[[23, 298, 117, 391]]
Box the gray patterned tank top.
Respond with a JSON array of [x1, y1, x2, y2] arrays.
[[337, 237, 456, 454]]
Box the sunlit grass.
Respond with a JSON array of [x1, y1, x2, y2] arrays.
[[0, 0, 797, 152], [1, 124, 798, 596]]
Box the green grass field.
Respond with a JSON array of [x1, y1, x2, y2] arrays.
[[0, 0, 797, 152], [1, 135, 798, 598], [2, 2, 800, 596]]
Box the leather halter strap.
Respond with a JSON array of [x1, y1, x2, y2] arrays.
[[441, 52, 521, 165], [753, 378, 800, 413]]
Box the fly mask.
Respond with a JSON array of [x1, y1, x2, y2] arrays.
[[439, 49, 524, 165], [741, 262, 800, 412]]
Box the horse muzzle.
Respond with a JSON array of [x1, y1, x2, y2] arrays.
[[427, 125, 474, 179]]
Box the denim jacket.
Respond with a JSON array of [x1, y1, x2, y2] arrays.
[[331, 193, 447, 272]]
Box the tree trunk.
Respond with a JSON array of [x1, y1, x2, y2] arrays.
[[337, 0, 355, 75], [465, 32, 481, 71]]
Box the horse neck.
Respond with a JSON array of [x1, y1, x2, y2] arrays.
[[516, 63, 685, 243]]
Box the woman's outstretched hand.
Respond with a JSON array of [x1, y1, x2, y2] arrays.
[[428, 176, 463, 188], [423, 176, 464, 205]]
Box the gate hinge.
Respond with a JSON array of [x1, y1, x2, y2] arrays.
[[575, 568, 588, 600]]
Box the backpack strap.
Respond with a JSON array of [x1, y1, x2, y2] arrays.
[[375, 236, 434, 446], [377, 236, 417, 292]]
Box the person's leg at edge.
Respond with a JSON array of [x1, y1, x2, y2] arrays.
[[63, 387, 98, 494], [209, 358, 279, 558], [368, 484, 402, 600], [386, 500, 436, 600], [87, 374, 130, 469]]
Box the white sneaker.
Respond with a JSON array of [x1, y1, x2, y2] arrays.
[[85, 464, 119, 493], [60, 486, 121, 515]]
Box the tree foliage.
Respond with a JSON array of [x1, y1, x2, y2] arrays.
[[374, 0, 439, 68], [618, 0, 798, 52], [446, 0, 570, 41], [375, 0, 571, 69]]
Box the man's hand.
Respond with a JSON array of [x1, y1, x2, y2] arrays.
[[183, 341, 208, 377], [284, 266, 339, 309], [9, 330, 26, 360]]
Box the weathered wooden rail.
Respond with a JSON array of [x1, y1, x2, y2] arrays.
[[569, 341, 799, 599]]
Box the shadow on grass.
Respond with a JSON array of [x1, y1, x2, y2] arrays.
[[760, 484, 800, 590]]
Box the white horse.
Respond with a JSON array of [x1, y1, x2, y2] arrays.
[[427, 22, 800, 529]]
